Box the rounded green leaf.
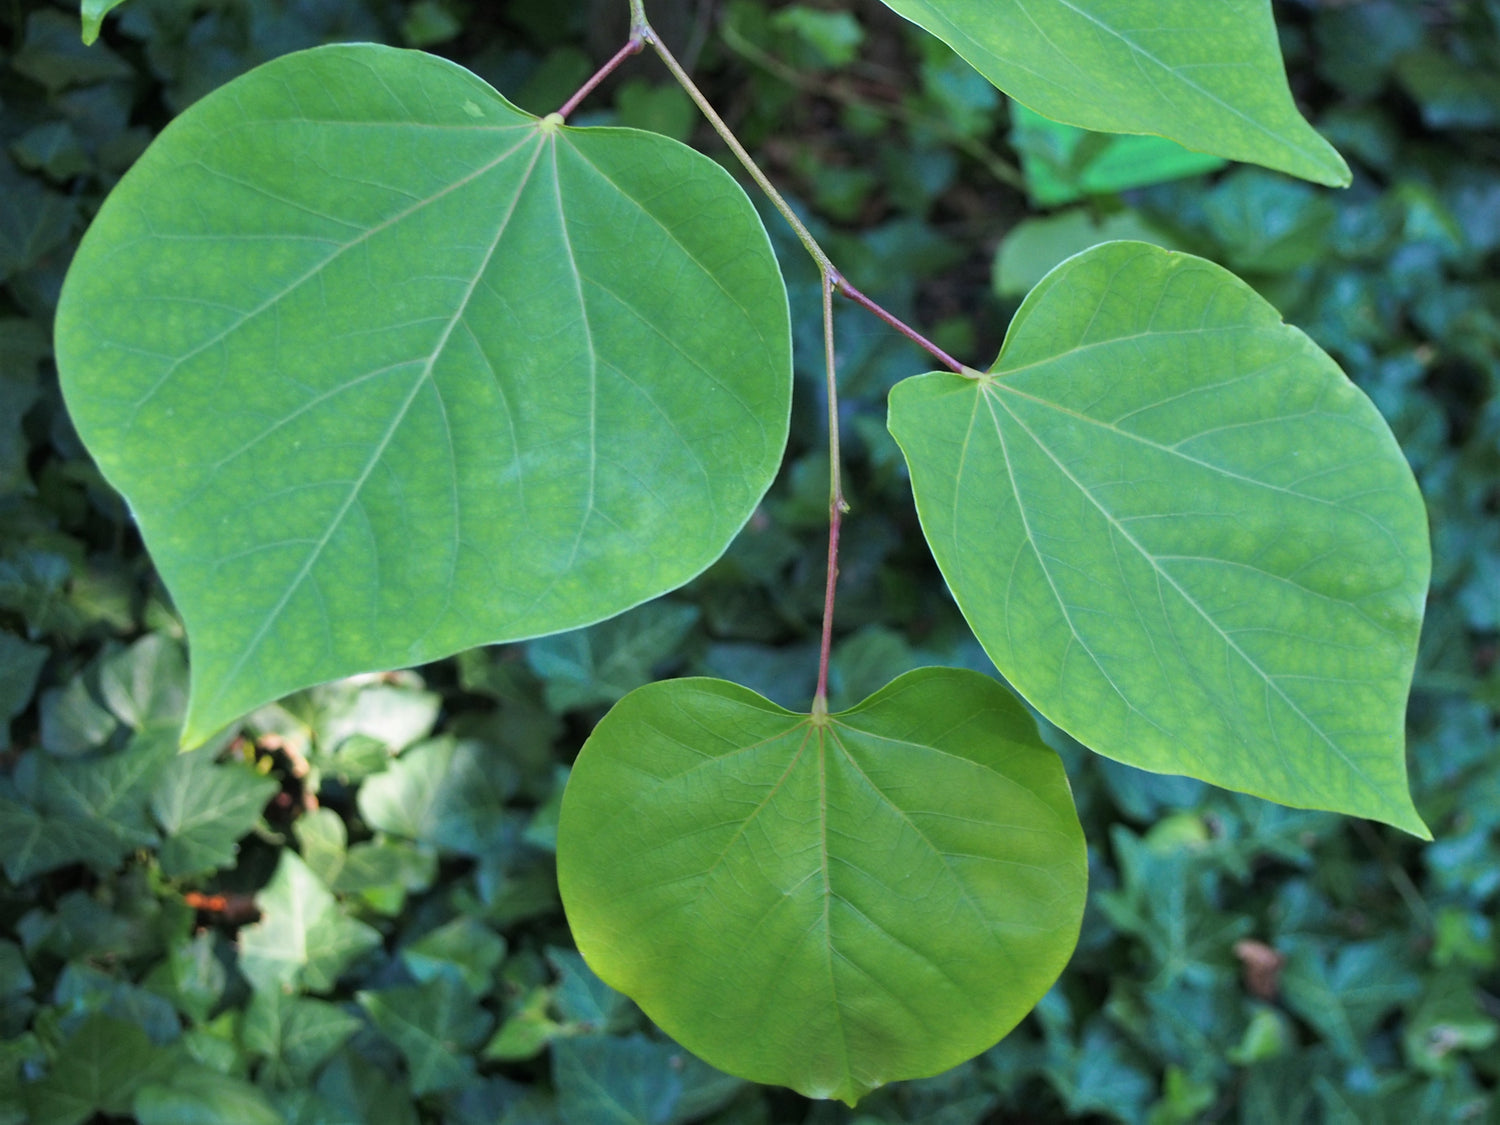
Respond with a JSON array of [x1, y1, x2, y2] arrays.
[[55, 44, 792, 745], [878, 0, 1350, 186], [557, 668, 1087, 1103], [888, 242, 1430, 836]]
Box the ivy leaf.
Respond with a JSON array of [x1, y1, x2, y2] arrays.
[[133, 1066, 283, 1125], [22, 1013, 172, 1125], [54, 962, 182, 1045], [55, 43, 792, 745], [402, 918, 507, 996], [527, 600, 700, 711], [313, 1049, 420, 1125], [888, 242, 1430, 835], [357, 737, 517, 857], [151, 745, 277, 876], [237, 851, 382, 994], [1008, 101, 1224, 208], [0, 734, 176, 881], [0, 632, 47, 752], [13, 10, 132, 92], [558, 668, 1086, 1103], [877, 0, 1349, 185], [98, 634, 188, 734], [148, 932, 227, 1025], [1279, 936, 1423, 1062], [552, 1034, 740, 1125], [359, 975, 495, 1096], [547, 947, 633, 1033], [242, 989, 363, 1085]]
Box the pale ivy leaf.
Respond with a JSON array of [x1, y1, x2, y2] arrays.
[[877, 0, 1349, 185], [237, 851, 382, 994], [293, 805, 348, 887], [310, 676, 441, 756], [889, 242, 1430, 836], [55, 43, 792, 744], [357, 737, 518, 857], [331, 838, 437, 914], [151, 744, 277, 876], [38, 670, 119, 757], [98, 633, 188, 733], [1008, 101, 1224, 207], [359, 975, 495, 1096], [558, 668, 1086, 1103]]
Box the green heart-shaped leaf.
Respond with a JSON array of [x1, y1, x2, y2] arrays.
[[889, 242, 1429, 836], [55, 44, 791, 745], [557, 668, 1086, 1104], [879, 0, 1349, 186]]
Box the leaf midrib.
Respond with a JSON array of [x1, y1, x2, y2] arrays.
[[980, 386, 1387, 798]]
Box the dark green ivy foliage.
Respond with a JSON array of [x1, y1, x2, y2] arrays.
[[1, 0, 1497, 1121]]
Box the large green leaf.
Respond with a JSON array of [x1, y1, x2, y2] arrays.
[[877, 0, 1349, 186], [557, 668, 1086, 1103], [55, 44, 792, 745], [888, 242, 1429, 835]]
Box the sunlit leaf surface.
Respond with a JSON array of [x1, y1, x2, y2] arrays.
[[55, 44, 792, 744], [558, 668, 1087, 1103], [890, 242, 1429, 835]]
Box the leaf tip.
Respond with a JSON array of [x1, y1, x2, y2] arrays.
[[1389, 805, 1433, 842], [1307, 137, 1353, 188]]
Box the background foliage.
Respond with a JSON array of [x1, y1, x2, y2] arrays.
[[0, 0, 1496, 1121]]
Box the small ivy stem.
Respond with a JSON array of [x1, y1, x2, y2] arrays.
[[639, 9, 969, 376], [834, 278, 964, 373], [556, 36, 644, 119], [813, 272, 846, 713]]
